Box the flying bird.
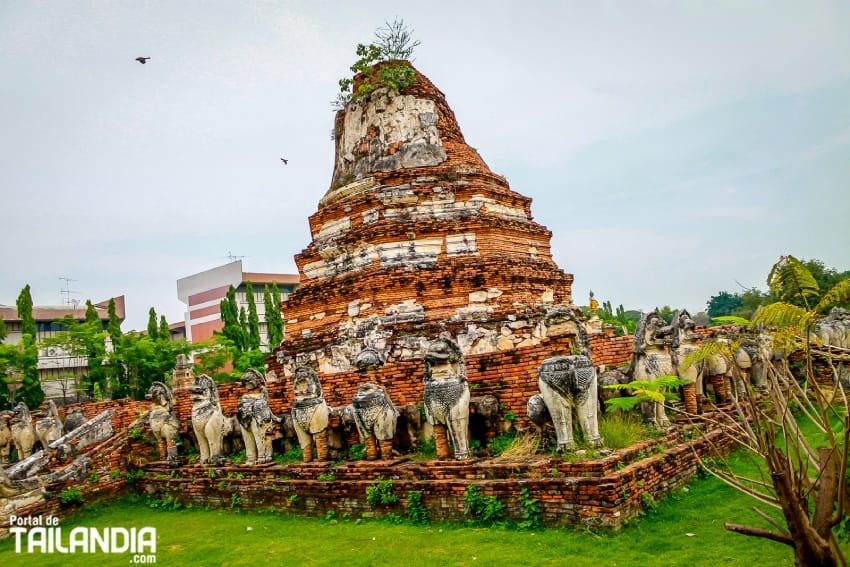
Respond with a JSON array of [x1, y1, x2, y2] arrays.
[[280, 158, 288, 165], [135, 57, 151, 64]]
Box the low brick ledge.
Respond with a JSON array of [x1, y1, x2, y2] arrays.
[[140, 424, 731, 528]]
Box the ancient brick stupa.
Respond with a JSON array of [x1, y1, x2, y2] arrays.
[[268, 62, 587, 414]]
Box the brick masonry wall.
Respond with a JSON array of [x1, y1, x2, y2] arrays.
[[175, 333, 634, 430], [139, 424, 732, 528], [1, 400, 157, 539]]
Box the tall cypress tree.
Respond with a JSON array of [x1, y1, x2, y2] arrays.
[[262, 285, 281, 348], [245, 282, 260, 350], [17, 284, 36, 338], [269, 284, 285, 345], [147, 308, 159, 340], [107, 298, 122, 345], [159, 315, 170, 340], [238, 306, 248, 347], [84, 300, 99, 325], [15, 284, 44, 409], [220, 286, 245, 352]]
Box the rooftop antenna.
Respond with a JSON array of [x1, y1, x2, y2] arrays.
[[225, 251, 248, 263], [59, 276, 81, 308]]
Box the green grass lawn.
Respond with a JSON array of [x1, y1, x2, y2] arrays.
[[1, 463, 802, 567]]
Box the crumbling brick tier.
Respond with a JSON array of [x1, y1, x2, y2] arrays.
[[138, 424, 734, 529]]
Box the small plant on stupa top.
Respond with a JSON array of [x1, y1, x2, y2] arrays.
[[335, 19, 420, 108]]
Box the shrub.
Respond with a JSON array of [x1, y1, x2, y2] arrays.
[[59, 487, 84, 506], [405, 491, 429, 525], [366, 477, 399, 507], [464, 485, 505, 527]]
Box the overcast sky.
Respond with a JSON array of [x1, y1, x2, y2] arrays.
[[1, 1, 848, 331]]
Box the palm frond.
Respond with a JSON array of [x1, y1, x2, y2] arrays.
[[815, 279, 850, 314], [682, 339, 734, 370], [751, 302, 815, 332], [767, 255, 819, 309]]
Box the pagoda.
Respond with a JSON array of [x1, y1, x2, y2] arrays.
[[269, 62, 586, 412]]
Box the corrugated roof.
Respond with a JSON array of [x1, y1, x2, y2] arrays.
[[0, 296, 126, 323], [242, 272, 300, 285]]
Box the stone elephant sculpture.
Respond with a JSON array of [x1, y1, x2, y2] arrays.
[[291, 366, 330, 463], [526, 393, 553, 450], [633, 310, 674, 428], [34, 400, 63, 452], [62, 408, 86, 435], [0, 411, 12, 465], [145, 381, 180, 465], [237, 369, 281, 465], [188, 374, 231, 465], [352, 382, 398, 461], [10, 403, 36, 461], [537, 355, 604, 451], [422, 333, 471, 460], [671, 309, 703, 414]]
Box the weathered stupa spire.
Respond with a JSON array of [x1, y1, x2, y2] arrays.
[[327, 61, 490, 194]]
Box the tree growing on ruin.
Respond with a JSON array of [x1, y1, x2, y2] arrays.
[[336, 19, 419, 107]]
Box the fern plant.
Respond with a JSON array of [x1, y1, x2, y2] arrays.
[[604, 375, 691, 412]]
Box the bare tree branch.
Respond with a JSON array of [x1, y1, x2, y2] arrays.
[[725, 522, 794, 546]]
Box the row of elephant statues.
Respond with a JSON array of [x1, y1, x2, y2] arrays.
[[0, 401, 87, 465], [617, 307, 790, 427], [142, 332, 610, 465]]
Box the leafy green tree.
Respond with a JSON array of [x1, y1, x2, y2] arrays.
[[245, 282, 260, 350], [15, 284, 43, 410], [159, 315, 170, 341], [193, 336, 236, 383], [0, 317, 7, 342], [707, 291, 743, 318], [768, 255, 850, 315], [147, 307, 159, 340], [797, 258, 850, 310], [42, 314, 108, 401], [112, 331, 192, 399], [0, 342, 16, 410]]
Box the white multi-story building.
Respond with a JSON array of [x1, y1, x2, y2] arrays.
[[176, 261, 299, 350], [0, 296, 125, 404]]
